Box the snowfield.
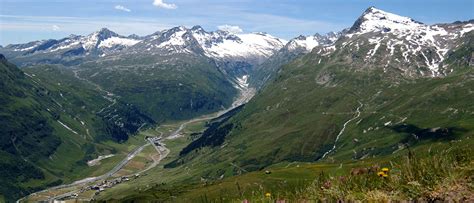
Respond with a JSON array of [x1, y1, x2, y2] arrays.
[[98, 37, 141, 48]]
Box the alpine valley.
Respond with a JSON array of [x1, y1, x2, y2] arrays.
[[1, 6, 473, 202]]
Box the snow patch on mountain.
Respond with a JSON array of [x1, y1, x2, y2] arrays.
[[81, 35, 98, 50], [158, 29, 187, 48], [459, 24, 474, 36], [284, 32, 342, 53], [204, 33, 285, 59], [236, 75, 249, 89], [13, 41, 44, 52], [366, 37, 384, 58], [232, 74, 256, 108], [49, 41, 81, 52], [320, 45, 337, 56], [98, 37, 140, 48], [287, 36, 321, 51], [346, 7, 474, 77], [6, 28, 139, 57]]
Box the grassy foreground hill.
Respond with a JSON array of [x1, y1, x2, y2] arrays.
[[106, 136, 474, 202]]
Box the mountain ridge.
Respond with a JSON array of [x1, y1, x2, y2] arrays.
[[0, 26, 285, 69]]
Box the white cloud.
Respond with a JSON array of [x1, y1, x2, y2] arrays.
[[153, 0, 177, 9], [52, 25, 61, 31], [115, 5, 131, 12], [217, 25, 243, 34]]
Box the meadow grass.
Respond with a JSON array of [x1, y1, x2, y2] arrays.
[[238, 146, 473, 202]]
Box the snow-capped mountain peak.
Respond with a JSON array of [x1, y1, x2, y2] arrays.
[[191, 25, 205, 32], [203, 32, 285, 62], [157, 27, 189, 48], [2, 25, 286, 65], [84, 28, 140, 50], [95, 28, 119, 38], [349, 7, 424, 34], [338, 7, 474, 77], [2, 28, 141, 58], [134, 25, 286, 63], [132, 25, 203, 55]]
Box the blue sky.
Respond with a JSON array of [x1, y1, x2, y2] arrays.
[[0, 0, 473, 45]]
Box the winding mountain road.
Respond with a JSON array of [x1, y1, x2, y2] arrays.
[[17, 143, 150, 203]]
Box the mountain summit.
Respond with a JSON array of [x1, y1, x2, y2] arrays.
[[333, 7, 474, 77], [349, 7, 424, 34], [95, 28, 120, 39]]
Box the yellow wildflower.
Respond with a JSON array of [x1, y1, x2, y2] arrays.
[[382, 168, 389, 172], [382, 174, 388, 178], [377, 172, 385, 177], [265, 192, 271, 198]]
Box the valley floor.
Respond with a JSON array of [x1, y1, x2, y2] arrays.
[[19, 82, 255, 202]]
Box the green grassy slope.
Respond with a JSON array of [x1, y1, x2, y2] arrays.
[[77, 54, 238, 123], [0, 57, 63, 200], [0, 56, 153, 202], [249, 47, 307, 89]]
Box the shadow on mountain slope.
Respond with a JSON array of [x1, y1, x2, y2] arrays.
[[389, 124, 467, 143]]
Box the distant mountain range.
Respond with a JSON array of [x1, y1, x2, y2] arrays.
[[1, 26, 282, 75], [0, 25, 342, 78], [3, 7, 472, 80]]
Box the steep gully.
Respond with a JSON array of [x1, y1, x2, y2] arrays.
[[319, 101, 363, 160]]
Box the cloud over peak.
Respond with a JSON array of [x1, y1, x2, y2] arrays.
[[153, 0, 177, 9], [217, 25, 243, 34], [115, 5, 131, 12]]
